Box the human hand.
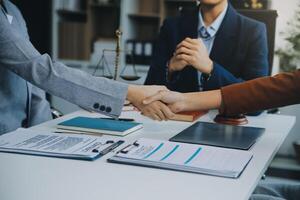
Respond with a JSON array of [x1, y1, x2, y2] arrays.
[[175, 37, 213, 74], [168, 53, 189, 73], [127, 85, 168, 111], [143, 90, 187, 113], [140, 101, 175, 121], [143, 89, 223, 114]]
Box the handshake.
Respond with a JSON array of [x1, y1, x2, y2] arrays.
[[125, 37, 217, 121], [127, 85, 189, 121]]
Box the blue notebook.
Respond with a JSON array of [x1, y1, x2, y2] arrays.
[[57, 117, 143, 136]]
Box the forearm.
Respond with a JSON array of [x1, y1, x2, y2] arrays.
[[12, 54, 127, 117], [181, 70, 300, 116], [0, 18, 127, 117], [220, 70, 300, 115], [182, 90, 222, 111]]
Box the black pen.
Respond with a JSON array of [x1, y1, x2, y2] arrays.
[[93, 140, 125, 156], [99, 117, 135, 122]]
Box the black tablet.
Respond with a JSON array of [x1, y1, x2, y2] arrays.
[[170, 122, 265, 150]]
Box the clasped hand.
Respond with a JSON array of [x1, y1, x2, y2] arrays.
[[169, 37, 213, 74], [127, 85, 186, 121], [141, 90, 188, 121]]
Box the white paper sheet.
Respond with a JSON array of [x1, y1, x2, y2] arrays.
[[111, 138, 253, 178], [0, 129, 118, 160]]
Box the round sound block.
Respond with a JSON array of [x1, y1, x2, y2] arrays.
[[214, 114, 248, 125]]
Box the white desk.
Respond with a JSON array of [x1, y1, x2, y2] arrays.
[[0, 110, 296, 200]]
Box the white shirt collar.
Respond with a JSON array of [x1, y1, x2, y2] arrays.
[[1, 1, 13, 24], [198, 3, 228, 38]]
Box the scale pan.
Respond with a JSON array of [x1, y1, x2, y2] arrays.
[[120, 75, 141, 81], [103, 75, 113, 79]]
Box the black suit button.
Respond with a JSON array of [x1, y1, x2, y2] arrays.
[[106, 107, 112, 113], [93, 103, 99, 109], [21, 119, 27, 127], [100, 105, 106, 111]]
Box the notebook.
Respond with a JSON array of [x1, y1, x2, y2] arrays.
[[0, 129, 121, 161], [170, 122, 265, 150], [108, 138, 253, 178], [57, 117, 143, 136]]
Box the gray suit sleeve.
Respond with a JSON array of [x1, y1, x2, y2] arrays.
[[0, 16, 128, 117], [28, 85, 52, 126]]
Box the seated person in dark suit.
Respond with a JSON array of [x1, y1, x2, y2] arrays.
[[142, 0, 268, 120]]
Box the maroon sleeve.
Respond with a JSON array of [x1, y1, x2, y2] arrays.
[[220, 70, 300, 115]]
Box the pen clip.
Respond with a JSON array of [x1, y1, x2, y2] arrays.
[[98, 140, 125, 156], [119, 141, 140, 154], [92, 140, 115, 153], [133, 141, 140, 147]]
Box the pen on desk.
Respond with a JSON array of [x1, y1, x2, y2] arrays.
[[54, 131, 85, 134], [92, 140, 125, 156], [99, 117, 135, 122], [54, 131, 103, 137]]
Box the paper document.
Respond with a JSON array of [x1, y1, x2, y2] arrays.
[[0, 129, 120, 160], [108, 138, 253, 178]]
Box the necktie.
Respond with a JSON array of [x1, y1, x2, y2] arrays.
[[198, 26, 211, 91], [199, 26, 211, 40]]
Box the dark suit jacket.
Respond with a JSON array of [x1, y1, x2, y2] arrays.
[[145, 4, 269, 93], [220, 70, 300, 115]]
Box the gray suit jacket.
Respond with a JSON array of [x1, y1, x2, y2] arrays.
[[0, 0, 128, 134]]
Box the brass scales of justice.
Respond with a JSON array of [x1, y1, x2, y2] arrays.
[[93, 29, 141, 81]]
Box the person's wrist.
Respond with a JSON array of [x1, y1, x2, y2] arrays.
[[168, 60, 176, 73], [203, 59, 213, 75], [127, 85, 137, 103], [167, 60, 177, 81], [179, 93, 190, 111], [168, 67, 175, 74], [127, 85, 145, 110], [183, 92, 206, 111]]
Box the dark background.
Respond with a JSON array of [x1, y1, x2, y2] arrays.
[[11, 0, 52, 55]]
